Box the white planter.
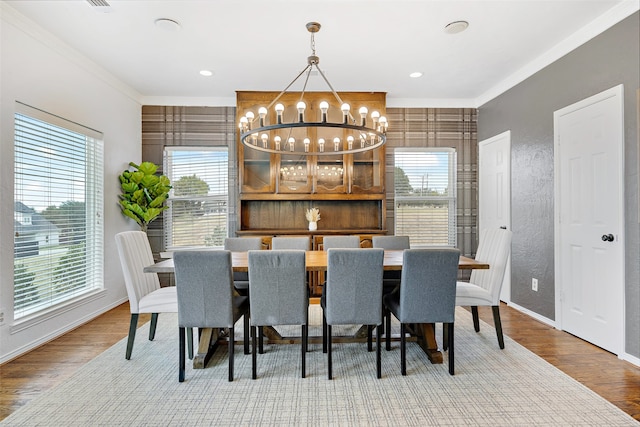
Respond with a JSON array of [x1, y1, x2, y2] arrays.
[[308, 221, 317, 231]]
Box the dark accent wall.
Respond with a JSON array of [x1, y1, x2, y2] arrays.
[[478, 12, 639, 358]]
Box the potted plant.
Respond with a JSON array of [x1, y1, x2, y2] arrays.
[[118, 161, 171, 232]]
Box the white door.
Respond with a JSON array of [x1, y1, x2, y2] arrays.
[[478, 131, 511, 302], [554, 84, 624, 355]]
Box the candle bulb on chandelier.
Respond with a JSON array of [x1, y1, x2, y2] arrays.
[[347, 135, 354, 150], [341, 103, 350, 124], [258, 107, 267, 127], [297, 102, 306, 123], [275, 103, 285, 124], [359, 107, 368, 126], [245, 111, 255, 130], [320, 101, 329, 123]]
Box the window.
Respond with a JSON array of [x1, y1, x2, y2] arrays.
[[14, 103, 104, 319], [394, 148, 457, 247], [164, 147, 228, 249]]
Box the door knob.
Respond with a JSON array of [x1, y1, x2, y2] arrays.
[[601, 234, 614, 242]]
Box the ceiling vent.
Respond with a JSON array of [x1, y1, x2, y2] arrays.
[[86, 0, 112, 12]]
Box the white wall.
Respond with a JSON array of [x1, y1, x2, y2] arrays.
[[0, 5, 141, 363]]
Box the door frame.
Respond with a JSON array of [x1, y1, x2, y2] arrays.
[[478, 130, 512, 303], [553, 84, 625, 354]]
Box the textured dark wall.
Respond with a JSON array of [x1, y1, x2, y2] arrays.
[[478, 12, 639, 358]]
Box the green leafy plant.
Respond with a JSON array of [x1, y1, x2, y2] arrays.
[[118, 162, 171, 232]]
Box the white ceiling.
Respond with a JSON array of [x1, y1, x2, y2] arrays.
[[4, 0, 637, 107]]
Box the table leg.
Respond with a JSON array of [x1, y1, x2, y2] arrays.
[[192, 328, 219, 369], [414, 323, 443, 364]]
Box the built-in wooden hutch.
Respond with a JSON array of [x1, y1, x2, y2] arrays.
[[236, 91, 387, 240]]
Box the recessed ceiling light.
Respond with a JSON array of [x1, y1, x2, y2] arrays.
[[409, 72, 423, 78], [199, 70, 213, 77], [154, 18, 181, 31], [444, 20, 469, 34]]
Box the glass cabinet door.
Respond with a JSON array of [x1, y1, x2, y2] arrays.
[[240, 144, 273, 193], [351, 148, 384, 193], [278, 154, 311, 193], [314, 155, 345, 193]]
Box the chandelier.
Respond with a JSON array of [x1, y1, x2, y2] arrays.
[[238, 22, 388, 156]]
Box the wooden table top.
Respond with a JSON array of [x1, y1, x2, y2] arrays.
[[144, 250, 489, 274]]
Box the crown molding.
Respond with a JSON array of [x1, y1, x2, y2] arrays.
[[1, 1, 142, 104], [476, 1, 640, 107]]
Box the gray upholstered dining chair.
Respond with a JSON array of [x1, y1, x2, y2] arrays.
[[321, 235, 360, 250], [115, 231, 192, 360], [173, 250, 250, 382], [322, 248, 385, 379], [383, 248, 460, 375], [453, 228, 512, 349], [271, 235, 312, 303], [224, 237, 263, 295], [248, 250, 308, 379], [271, 236, 311, 251], [372, 235, 410, 349]]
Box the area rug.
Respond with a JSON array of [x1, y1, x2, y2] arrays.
[[1, 306, 637, 426]]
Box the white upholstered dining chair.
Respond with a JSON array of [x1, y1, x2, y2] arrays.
[[454, 227, 512, 349], [115, 230, 192, 360]]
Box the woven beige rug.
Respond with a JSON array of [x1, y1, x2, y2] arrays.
[[1, 306, 637, 426]]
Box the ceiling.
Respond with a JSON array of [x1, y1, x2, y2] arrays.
[[4, 0, 637, 107]]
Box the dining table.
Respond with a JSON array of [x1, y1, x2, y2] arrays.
[[145, 250, 489, 369]]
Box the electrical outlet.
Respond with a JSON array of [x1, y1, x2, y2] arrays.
[[0, 311, 4, 325], [532, 278, 538, 292]]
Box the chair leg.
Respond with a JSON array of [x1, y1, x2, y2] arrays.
[[327, 324, 333, 380], [228, 327, 235, 382], [252, 326, 257, 380], [400, 323, 407, 376], [376, 324, 382, 379], [187, 328, 194, 360], [125, 314, 138, 360], [322, 314, 328, 354], [492, 305, 505, 349], [244, 313, 250, 355], [367, 325, 373, 352], [179, 327, 185, 382], [471, 306, 480, 332], [385, 309, 392, 351], [442, 324, 449, 351], [149, 313, 158, 340], [258, 326, 264, 354], [301, 324, 307, 378], [448, 323, 455, 375]]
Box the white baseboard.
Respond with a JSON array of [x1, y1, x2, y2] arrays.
[[507, 302, 640, 367], [620, 352, 640, 368], [0, 297, 128, 365], [507, 301, 556, 328]]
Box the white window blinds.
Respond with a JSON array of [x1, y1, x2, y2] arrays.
[[394, 148, 457, 247], [14, 103, 104, 319], [164, 147, 228, 249]]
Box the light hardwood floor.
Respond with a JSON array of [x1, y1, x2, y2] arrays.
[[1, 302, 639, 421]]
